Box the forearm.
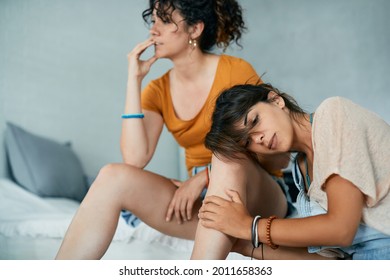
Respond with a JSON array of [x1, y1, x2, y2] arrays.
[[257, 215, 356, 248], [120, 80, 150, 166], [256, 177, 363, 249], [236, 214, 356, 249]]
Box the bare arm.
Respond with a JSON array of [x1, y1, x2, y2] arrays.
[[200, 174, 364, 248], [120, 38, 163, 167], [266, 174, 364, 247]]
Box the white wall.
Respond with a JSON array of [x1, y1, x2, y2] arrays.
[[1, 0, 389, 179]]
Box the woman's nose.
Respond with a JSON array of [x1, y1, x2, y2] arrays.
[[149, 21, 160, 37], [253, 133, 265, 145], [149, 27, 159, 37]]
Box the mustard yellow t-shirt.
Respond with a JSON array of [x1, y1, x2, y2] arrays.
[[141, 55, 261, 175]]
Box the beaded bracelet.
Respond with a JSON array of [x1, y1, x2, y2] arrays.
[[121, 113, 144, 119], [266, 215, 279, 250]]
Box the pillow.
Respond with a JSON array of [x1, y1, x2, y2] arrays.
[[4, 122, 88, 201]]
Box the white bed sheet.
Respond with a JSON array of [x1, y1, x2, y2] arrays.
[[0, 178, 246, 260]]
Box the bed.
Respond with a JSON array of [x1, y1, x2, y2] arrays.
[[0, 122, 247, 260], [0, 177, 196, 260], [0, 177, 251, 260]]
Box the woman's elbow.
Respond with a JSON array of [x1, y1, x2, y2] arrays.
[[121, 150, 150, 168], [332, 227, 356, 247], [120, 144, 151, 167], [124, 158, 147, 169]]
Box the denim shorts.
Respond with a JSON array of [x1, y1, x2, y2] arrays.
[[192, 165, 210, 199], [344, 235, 390, 260]]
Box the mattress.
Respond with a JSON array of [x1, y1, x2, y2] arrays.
[[0, 178, 245, 260], [0, 178, 194, 259]]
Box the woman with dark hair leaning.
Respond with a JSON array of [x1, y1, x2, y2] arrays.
[[199, 83, 390, 259], [55, 0, 291, 259]]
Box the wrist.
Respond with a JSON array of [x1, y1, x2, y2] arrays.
[[126, 79, 142, 93], [242, 215, 253, 241], [258, 218, 266, 243], [258, 216, 279, 250]]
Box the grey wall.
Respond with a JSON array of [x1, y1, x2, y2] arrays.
[[0, 0, 179, 179], [232, 0, 390, 118], [1, 0, 389, 180]]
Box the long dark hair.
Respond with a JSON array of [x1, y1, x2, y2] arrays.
[[205, 83, 306, 161], [142, 0, 246, 52]]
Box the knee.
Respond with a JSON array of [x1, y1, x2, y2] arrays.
[[90, 163, 139, 193], [98, 163, 131, 179], [211, 154, 245, 172]]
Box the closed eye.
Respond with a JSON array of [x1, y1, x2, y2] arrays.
[[244, 137, 251, 148], [252, 115, 259, 127]]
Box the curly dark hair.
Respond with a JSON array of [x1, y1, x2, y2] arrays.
[[205, 83, 307, 161], [142, 0, 246, 52]]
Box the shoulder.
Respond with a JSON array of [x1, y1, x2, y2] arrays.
[[316, 96, 368, 123], [143, 70, 171, 96], [218, 54, 259, 84], [313, 96, 375, 145], [312, 97, 345, 147], [317, 96, 342, 111], [316, 96, 353, 120], [220, 54, 254, 68], [147, 70, 170, 89], [319, 96, 356, 107]]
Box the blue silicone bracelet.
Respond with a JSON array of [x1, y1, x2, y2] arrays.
[[121, 113, 144, 119]]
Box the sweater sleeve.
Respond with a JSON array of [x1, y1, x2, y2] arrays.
[[311, 97, 388, 207]]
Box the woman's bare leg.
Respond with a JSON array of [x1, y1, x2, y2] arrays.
[[191, 155, 287, 259], [55, 163, 200, 259]]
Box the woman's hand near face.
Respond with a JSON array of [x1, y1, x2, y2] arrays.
[[165, 171, 207, 224], [127, 38, 158, 82], [198, 189, 252, 241]]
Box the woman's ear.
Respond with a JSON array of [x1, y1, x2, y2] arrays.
[[189, 21, 204, 40], [267, 91, 285, 109]]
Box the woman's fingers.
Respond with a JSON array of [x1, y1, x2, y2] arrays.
[[202, 195, 228, 206], [174, 201, 182, 224], [165, 199, 174, 222], [199, 199, 222, 215], [170, 179, 182, 187], [186, 199, 193, 221], [180, 198, 187, 222], [198, 211, 221, 230], [128, 37, 155, 58], [225, 189, 243, 204], [145, 55, 158, 68]]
